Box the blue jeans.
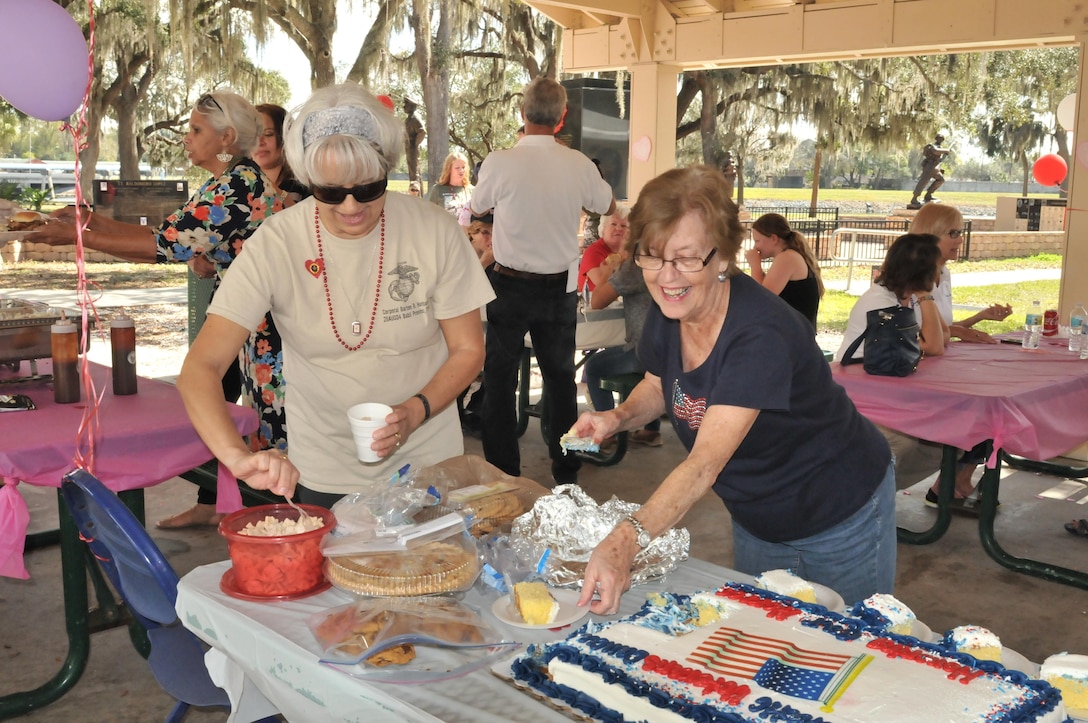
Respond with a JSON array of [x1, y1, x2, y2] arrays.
[[731, 459, 897, 606], [584, 346, 660, 432], [482, 272, 580, 479]]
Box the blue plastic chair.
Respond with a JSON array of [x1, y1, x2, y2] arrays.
[[60, 469, 251, 723]]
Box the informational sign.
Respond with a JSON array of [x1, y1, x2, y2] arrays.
[[93, 179, 189, 226]]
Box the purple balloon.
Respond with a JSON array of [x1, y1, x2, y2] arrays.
[[0, 0, 90, 121]]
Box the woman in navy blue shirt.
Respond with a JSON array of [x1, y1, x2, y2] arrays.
[[572, 166, 894, 614]]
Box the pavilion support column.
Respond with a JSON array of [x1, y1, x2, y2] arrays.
[[1062, 39, 1088, 315], [627, 63, 681, 202]]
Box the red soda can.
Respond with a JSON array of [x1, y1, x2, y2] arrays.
[[1043, 309, 1059, 336]]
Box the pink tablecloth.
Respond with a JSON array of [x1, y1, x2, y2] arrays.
[[832, 342, 1088, 466], [0, 360, 257, 578]]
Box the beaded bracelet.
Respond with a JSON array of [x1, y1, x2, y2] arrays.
[[414, 393, 431, 421], [917, 294, 935, 302]]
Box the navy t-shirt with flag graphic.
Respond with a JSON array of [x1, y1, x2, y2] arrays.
[[639, 272, 889, 543]]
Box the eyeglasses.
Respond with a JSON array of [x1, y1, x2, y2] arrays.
[[633, 246, 718, 273], [197, 93, 222, 113], [948, 229, 965, 239], [311, 178, 388, 205]]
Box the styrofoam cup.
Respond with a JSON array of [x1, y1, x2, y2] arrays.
[[346, 403, 393, 463]]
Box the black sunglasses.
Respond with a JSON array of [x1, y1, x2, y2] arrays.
[[197, 93, 223, 112], [311, 178, 388, 205]]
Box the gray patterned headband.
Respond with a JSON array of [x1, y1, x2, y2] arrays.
[[302, 106, 379, 148]]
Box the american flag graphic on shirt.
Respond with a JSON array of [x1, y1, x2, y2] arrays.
[[672, 379, 707, 430], [687, 627, 871, 705]]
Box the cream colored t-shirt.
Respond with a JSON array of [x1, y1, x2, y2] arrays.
[[208, 193, 495, 495]]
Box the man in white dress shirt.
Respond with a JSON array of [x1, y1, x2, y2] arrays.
[[471, 77, 615, 484]]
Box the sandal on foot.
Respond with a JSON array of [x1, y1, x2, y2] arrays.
[[924, 489, 981, 517], [156, 505, 225, 529], [1065, 519, 1088, 537]]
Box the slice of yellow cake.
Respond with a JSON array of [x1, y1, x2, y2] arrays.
[[754, 569, 817, 604], [1041, 652, 1088, 712], [513, 581, 559, 625], [947, 625, 1002, 663]]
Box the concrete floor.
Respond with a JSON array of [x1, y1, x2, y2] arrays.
[[4, 405, 1088, 722]]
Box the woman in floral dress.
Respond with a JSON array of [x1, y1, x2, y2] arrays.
[[28, 90, 286, 527]]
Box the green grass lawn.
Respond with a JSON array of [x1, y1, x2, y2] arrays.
[[734, 187, 1060, 210]]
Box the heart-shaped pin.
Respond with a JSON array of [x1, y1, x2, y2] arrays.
[[305, 258, 324, 277]]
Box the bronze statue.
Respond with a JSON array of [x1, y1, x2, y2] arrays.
[[908, 133, 949, 208], [403, 98, 425, 183]]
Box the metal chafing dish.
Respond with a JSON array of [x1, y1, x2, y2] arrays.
[[0, 298, 93, 374]]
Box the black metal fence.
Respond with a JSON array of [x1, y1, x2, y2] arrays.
[[741, 210, 972, 268], [744, 205, 840, 223]]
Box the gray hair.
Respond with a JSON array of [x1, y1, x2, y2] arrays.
[[521, 77, 567, 128], [284, 84, 404, 187], [194, 90, 263, 157], [597, 203, 630, 236]]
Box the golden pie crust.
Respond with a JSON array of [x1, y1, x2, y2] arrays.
[[324, 540, 478, 596]]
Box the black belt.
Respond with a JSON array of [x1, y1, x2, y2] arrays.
[[492, 263, 568, 282]]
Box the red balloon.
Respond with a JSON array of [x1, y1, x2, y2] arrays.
[[1032, 153, 1068, 186]]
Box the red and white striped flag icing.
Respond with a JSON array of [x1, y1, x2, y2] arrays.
[[672, 379, 707, 430], [687, 627, 872, 706]]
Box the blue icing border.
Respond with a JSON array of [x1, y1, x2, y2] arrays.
[[510, 583, 1067, 723]]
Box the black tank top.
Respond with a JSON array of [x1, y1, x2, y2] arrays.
[[778, 270, 820, 330]]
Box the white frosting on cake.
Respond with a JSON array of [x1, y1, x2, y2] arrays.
[[512, 585, 1067, 723], [1041, 652, 1088, 678], [755, 569, 815, 599], [854, 593, 916, 635], [949, 625, 1001, 648]]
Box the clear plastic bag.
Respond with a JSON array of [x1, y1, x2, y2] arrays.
[[308, 597, 519, 683], [324, 463, 443, 550], [323, 519, 481, 596], [411, 456, 549, 537]]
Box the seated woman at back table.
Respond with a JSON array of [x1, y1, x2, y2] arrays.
[[835, 233, 947, 362], [177, 83, 494, 507], [570, 165, 895, 613], [835, 233, 958, 500], [909, 203, 1012, 343], [577, 204, 630, 294], [584, 253, 662, 447], [26, 90, 286, 529], [744, 212, 824, 329], [910, 203, 1014, 507]]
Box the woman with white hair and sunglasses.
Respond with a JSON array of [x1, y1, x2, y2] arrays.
[[177, 83, 494, 507]]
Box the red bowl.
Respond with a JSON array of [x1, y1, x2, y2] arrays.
[[218, 504, 336, 598]]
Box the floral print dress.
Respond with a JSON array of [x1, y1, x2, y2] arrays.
[[154, 157, 288, 453]]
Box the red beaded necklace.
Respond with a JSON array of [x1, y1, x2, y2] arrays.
[[314, 206, 385, 351]]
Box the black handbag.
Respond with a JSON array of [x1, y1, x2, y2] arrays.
[[840, 305, 922, 377]]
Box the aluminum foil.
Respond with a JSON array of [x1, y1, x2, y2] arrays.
[[510, 484, 690, 589]]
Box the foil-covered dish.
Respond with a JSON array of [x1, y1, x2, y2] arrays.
[[510, 484, 689, 589]]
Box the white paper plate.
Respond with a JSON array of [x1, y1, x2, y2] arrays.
[[1000, 647, 1039, 677], [811, 583, 845, 614], [910, 620, 939, 643], [492, 588, 590, 630]]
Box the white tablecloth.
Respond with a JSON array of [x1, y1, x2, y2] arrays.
[[176, 558, 752, 722]]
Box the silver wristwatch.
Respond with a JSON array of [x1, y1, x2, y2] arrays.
[[624, 515, 652, 549]]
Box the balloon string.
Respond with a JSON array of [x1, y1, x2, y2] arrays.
[[58, 0, 100, 475]]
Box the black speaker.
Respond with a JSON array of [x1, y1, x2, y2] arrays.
[[560, 78, 630, 201]]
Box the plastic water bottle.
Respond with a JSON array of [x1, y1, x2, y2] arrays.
[[1069, 303, 1087, 354], [1023, 300, 1042, 349]]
